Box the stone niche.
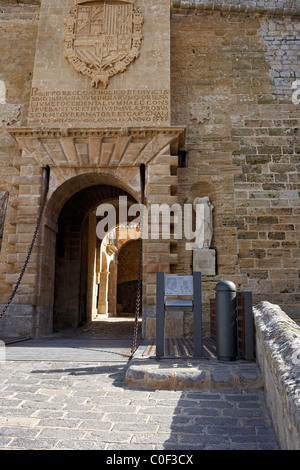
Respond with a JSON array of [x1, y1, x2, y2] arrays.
[[28, 0, 171, 128]]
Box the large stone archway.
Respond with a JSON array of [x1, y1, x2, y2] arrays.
[[98, 225, 141, 318], [52, 182, 139, 332], [0, 0, 187, 339], [2, 126, 185, 338]]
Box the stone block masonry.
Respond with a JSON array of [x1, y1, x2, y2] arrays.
[[0, 0, 299, 341], [0, 1, 40, 318], [254, 301, 300, 450], [258, 16, 300, 103], [172, 0, 300, 16], [28, 0, 171, 128], [232, 107, 299, 318], [171, 6, 300, 328]]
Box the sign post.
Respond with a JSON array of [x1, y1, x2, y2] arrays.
[[156, 272, 202, 358]]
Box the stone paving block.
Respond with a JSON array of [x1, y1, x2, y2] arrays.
[[37, 418, 81, 429], [84, 430, 131, 444], [210, 369, 235, 385], [0, 416, 40, 427], [37, 428, 85, 441], [0, 437, 13, 448], [0, 335, 279, 450], [0, 427, 39, 438]]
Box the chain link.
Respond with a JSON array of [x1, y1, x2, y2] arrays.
[[2, 168, 143, 356], [0, 175, 49, 320], [130, 191, 144, 357]]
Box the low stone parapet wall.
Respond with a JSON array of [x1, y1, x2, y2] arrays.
[[254, 301, 300, 450]]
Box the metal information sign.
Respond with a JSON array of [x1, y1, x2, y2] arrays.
[[164, 275, 193, 296], [156, 272, 203, 358]]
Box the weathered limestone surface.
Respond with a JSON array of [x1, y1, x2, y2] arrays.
[[254, 301, 300, 450], [172, 0, 300, 15], [28, 0, 171, 127], [0, 1, 299, 340], [171, 7, 300, 327], [125, 341, 263, 390], [0, 1, 40, 322]]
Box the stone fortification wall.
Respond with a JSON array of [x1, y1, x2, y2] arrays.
[[172, 0, 300, 15], [254, 301, 300, 450], [0, 1, 299, 339], [171, 4, 300, 334], [0, 1, 40, 309]]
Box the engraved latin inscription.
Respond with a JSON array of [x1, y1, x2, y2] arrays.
[[28, 88, 170, 124]]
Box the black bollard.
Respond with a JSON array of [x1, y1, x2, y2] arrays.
[[215, 280, 237, 361]]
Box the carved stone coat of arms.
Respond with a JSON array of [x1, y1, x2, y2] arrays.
[[64, 1, 143, 89]]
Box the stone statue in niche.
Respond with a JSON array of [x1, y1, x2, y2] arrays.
[[193, 196, 214, 249], [0, 191, 9, 241], [192, 196, 216, 275]]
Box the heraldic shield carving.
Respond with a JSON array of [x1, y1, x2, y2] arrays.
[[64, 1, 144, 89]]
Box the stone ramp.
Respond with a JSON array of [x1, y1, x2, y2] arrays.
[[2, 323, 263, 391], [4, 337, 133, 363], [125, 338, 263, 390], [1, 318, 142, 363]]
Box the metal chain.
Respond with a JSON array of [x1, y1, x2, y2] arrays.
[[0, 174, 49, 320], [130, 191, 145, 357], [2, 167, 142, 355]]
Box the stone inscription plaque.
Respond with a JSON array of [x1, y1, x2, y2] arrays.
[[28, 0, 171, 128], [28, 88, 169, 125]]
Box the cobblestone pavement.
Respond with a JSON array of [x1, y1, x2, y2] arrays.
[[0, 318, 279, 450]]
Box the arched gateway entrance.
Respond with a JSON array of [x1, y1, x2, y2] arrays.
[[52, 180, 141, 331], [0, 0, 187, 341], [47, 173, 142, 332], [4, 127, 185, 339]]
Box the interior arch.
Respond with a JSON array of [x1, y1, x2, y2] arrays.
[[51, 178, 140, 331]]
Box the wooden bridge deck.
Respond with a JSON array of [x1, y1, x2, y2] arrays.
[[143, 337, 217, 358]]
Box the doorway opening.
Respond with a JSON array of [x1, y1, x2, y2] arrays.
[[52, 183, 141, 333], [117, 239, 141, 317]]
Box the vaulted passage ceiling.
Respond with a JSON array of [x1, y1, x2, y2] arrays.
[[58, 184, 137, 229]]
